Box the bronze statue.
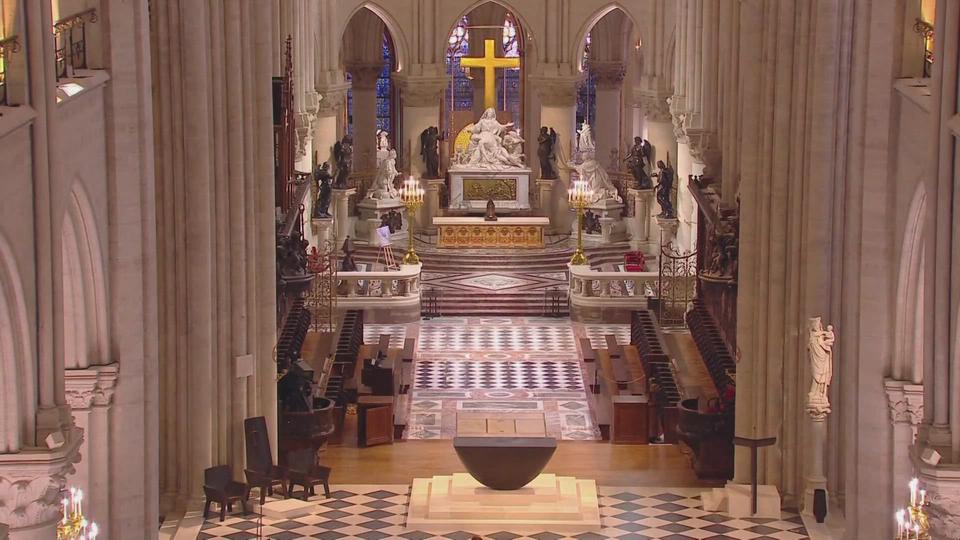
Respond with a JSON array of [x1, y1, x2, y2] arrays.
[[624, 136, 653, 189], [484, 199, 498, 221], [420, 126, 441, 179], [582, 210, 601, 235], [537, 126, 558, 179], [653, 158, 676, 219], [313, 161, 333, 218], [340, 236, 358, 271], [333, 135, 353, 188]]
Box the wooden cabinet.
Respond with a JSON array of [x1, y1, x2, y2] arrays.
[[357, 396, 394, 447], [612, 395, 649, 444]]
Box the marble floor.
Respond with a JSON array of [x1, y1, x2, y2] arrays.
[[405, 317, 598, 441], [195, 485, 811, 539]]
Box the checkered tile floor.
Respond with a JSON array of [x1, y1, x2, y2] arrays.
[[417, 319, 577, 353], [414, 360, 584, 391], [582, 325, 632, 352], [364, 324, 411, 349], [196, 485, 810, 539]]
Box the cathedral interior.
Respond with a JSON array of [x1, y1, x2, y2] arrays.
[[0, 0, 958, 539]]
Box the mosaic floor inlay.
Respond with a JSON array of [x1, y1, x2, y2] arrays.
[[195, 485, 811, 539], [406, 318, 598, 441]]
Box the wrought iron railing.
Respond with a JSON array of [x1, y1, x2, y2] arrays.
[[658, 245, 698, 327], [0, 35, 21, 107], [53, 8, 97, 80]]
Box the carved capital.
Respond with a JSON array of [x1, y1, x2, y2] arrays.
[[884, 379, 924, 425], [528, 74, 583, 107], [591, 62, 626, 90], [635, 90, 672, 123], [316, 83, 350, 117], [392, 72, 447, 107], [347, 63, 384, 89], [0, 428, 82, 530], [667, 96, 688, 144], [65, 364, 119, 410], [686, 128, 721, 170]]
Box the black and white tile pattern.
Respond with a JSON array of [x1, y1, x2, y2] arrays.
[[195, 485, 811, 539], [414, 360, 584, 391], [416, 319, 577, 353]]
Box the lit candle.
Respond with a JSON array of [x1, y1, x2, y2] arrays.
[[909, 478, 918, 507], [919, 489, 926, 506], [70, 487, 78, 513], [62, 497, 69, 523], [77, 489, 83, 515], [89, 522, 98, 540], [913, 523, 919, 539]]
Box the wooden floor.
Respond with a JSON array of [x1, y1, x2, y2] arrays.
[[323, 410, 716, 487]]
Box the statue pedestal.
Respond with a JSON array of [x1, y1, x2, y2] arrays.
[[655, 216, 680, 248], [536, 178, 557, 233], [355, 198, 407, 245], [424, 178, 446, 233], [802, 416, 829, 518], [449, 166, 532, 212], [310, 217, 334, 247], [570, 198, 628, 245], [628, 188, 656, 253], [331, 188, 356, 246], [407, 473, 601, 534]]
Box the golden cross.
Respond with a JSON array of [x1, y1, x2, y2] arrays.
[[459, 38, 520, 110]]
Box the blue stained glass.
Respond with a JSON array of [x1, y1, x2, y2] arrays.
[[576, 32, 597, 130], [376, 34, 392, 134]]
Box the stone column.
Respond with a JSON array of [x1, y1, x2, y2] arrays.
[[637, 91, 677, 169], [531, 74, 581, 232], [393, 67, 446, 181], [424, 178, 445, 234], [656, 216, 679, 249], [591, 62, 626, 164], [884, 380, 924, 504], [64, 365, 118, 537], [346, 64, 382, 171], [331, 188, 356, 246]]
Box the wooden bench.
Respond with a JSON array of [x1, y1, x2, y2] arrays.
[[401, 337, 416, 363]]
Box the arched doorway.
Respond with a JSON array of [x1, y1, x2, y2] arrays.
[[443, 2, 526, 165], [0, 234, 34, 453], [342, 7, 399, 171]]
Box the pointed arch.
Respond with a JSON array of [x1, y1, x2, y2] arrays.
[[893, 182, 928, 382], [0, 233, 35, 453], [340, 2, 409, 72], [60, 181, 109, 370], [439, 0, 537, 64], [572, 3, 642, 72]]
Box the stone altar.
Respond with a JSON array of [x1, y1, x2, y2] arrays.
[[434, 216, 549, 248], [570, 198, 628, 245]]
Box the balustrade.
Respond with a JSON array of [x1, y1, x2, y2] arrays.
[[336, 263, 421, 309], [568, 263, 658, 309], [54, 8, 97, 80]]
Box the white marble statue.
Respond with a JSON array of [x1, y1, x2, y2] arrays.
[[806, 317, 835, 418], [458, 107, 525, 169], [570, 154, 621, 204], [503, 129, 525, 161], [367, 149, 400, 200], [376, 130, 390, 151], [577, 121, 595, 153]]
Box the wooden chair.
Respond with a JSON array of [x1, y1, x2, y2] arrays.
[[244, 416, 289, 504], [203, 465, 249, 522], [286, 448, 332, 500]]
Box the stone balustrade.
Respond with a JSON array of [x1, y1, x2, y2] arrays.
[[568, 263, 658, 310], [336, 264, 422, 313]]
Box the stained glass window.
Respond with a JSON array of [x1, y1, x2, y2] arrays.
[[376, 33, 393, 133], [345, 31, 394, 142], [497, 13, 522, 121], [445, 16, 472, 113], [576, 32, 597, 130]]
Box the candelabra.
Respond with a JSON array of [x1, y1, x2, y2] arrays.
[[894, 477, 930, 540], [568, 178, 593, 266], [57, 487, 98, 540], [401, 176, 424, 265]]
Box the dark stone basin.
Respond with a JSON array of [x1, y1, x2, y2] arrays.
[[453, 436, 557, 490]]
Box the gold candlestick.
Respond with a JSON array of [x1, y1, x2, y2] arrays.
[[568, 179, 592, 266], [401, 176, 424, 265]]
